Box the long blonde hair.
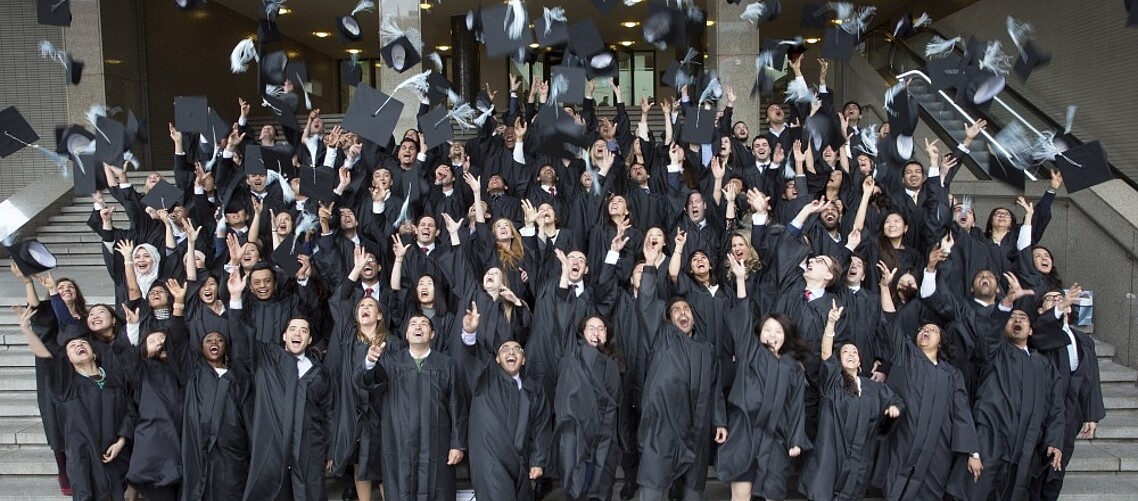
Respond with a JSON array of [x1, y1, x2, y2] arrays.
[[723, 231, 762, 280], [493, 218, 525, 270], [354, 297, 390, 346]]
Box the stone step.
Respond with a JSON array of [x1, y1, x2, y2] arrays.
[[0, 393, 41, 418], [46, 256, 107, 267], [0, 419, 45, 447], [0, 349, 37, 369], [32, 225, 97, 234], [46, 214, 127, 225], [1103, 384, 1138, 410], [0, 475, 68, 501], [1071, 440, 1138, 472], [32, 234, 106, 244], [0, 368, 37, 391], [1101, 360, 1138, 383]]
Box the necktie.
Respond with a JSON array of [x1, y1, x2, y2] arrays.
[[804, 288, 813, 301], [365, 287, 374, 297], [421, 247, 429, 254], [549, 186, 557, 197]]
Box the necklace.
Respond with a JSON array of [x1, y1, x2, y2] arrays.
[[83, 367, 107, 389]]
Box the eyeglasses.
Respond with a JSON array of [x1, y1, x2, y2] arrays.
[[993, 210, 1012, 218], [585, 325, 607, 333], [498, 345, 524, 354]]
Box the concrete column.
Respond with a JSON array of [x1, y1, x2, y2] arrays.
[[65, 0, 107, 126], [708, 1, 762, 135], [377, 0, 423, 137], [451, 14, 480, 104]]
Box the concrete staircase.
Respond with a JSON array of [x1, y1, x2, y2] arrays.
[[3, 177, 1138, 500]]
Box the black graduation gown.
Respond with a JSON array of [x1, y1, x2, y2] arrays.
[[716, 300, 809, 500], [554, 341, 622, 500], [464, 345, 553, 501], [800, 357, 904, 501], [126, 331, 186, 489], [231, 307, 332, 501], [28, 305, 65, 451], [175, 314, 253, 501], [355, 347, 469, 501], [947, 327, 1065, 501], [1029, 315, 1106, 492], [46, 346, 137, 501], [243, 286, 318, 346], [870, 316, 978, 501], [634, 267, 726, 495], [836, 286, 888, 377]]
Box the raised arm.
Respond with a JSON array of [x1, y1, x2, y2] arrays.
[[16, 306, 51, 358], [389, 234, 409, 291], [668, 229, 687, 284], [115, 239, 142, 301], [820, 300, 844, 361]]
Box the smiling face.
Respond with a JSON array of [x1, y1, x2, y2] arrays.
[[953, 203, 975, 229], [607, 195, 629, 218], [565, 251, 588, 283], [971, 270, 998, 299], [240, 243, 261, 269], [751, 137, 771, 161], [133, 247, 155, 274], [804, 255, 837, 285], [689, 250, 711, 277], [373, 168, 392, 190], [538, 165, 556, 186], [356, 297, 382, 326], [86, 305, 114, 333], [281, 318, 312, 355], [629, 163, 649, 185], [644, 227, 665, 252], [730, 235, 748, 261], [1032, 248, 1053, 274], [839, 343, 861, 372], [145, 172, 163, 191], [496, 341, 525, 377], [759, 317, 786, 352], [782, 179, 798, 200], [483, 267, 503, 292], [434, 164, 454, 185], [686, 192, 706, 222], [274, 211, 293, 236], [668, 300, 694, 335], [733, 121, 748, 140], [65, 338, 95, 365], [405, 315, 435, 347], [989, 208, 1014, 231], [360, 253, 379, 281], [582, 316, 609, 348], [201, 332, 226, 364], [915, 323, 942, 351], [846, 256, 866, 286], [199, 276, 219, 304], [856, 154, 874, 175], [591, 139, 607, 160], [492, 219, 513, 241], [416, 216, 438, 245], [145, 331, 168, 360], [883, 213, 907, 239], [1004, 310, 1032, 345], [902, 162, 925, 190], [398, 140, 417, 165], [57, 279, 77, 303], [416, 275, 436, 305], [537, 203, 556, 226], [249, 268, 276, 300], [766, 103, 784, 125], [820, 203, 841, 231]]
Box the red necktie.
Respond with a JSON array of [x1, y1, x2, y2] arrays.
[[421, 247, 429, 254], [804, 288, 813, 301], [365, 287, 374, 297]]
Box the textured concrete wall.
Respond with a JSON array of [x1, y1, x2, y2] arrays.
[[0, 1, 71, 199]]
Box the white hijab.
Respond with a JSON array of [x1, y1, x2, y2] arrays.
[[133, 243, 161, 297]]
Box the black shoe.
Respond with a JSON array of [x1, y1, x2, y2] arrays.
[[533, 478, 552, 501], [619, 482, 638, 500], [341, 484, 359, 501]]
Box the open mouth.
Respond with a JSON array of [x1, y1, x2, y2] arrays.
[[207, 345, 220, 356], [504, 354, 518, 364]]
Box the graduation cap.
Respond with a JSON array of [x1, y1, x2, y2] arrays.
[[5, 239, 57, 276], [961, 67, 1006, 110], [885, 82, 919, 137], [568, 19, 606, 59], [643, 1, 687, 50], [202, 109, 228, 147], [586, 51, 619, 81], [262, 93, 300, 132], [260, 50, 288, 86], [761, 38, 790, 70], [37, 41, 83, 86], [264, 145, 295, 174], [1055, 141, 1112, 193], [481, 4, 532, 59], [550, 66, 586, 106], [985, 150, 1026, 190], [426, 71, 455, 108], [417, 106, 455, 150], [1013, 41, 1051, 81], [296, 166, 339, 205], [342, 84, 404, 148], [174, 0, 206, 10], [535, 6, 570, 48], [141, 180, 185, 211], [741, 0, 782, 27], [925, 53, 966, 91], [173, 95, 208, 134], [71, 153, 102, 195], [680, 106, 716, 145], [381, 37, 421, 73], [286, 60, 313, 110], [533, 106, 590, 159], [341, 58, 363, 87], [37, 0, 71, 27], [821, 25, 858, 61], [0, 107, 41, 158], [806, 111, 844, 152], [465, 5, 484, 37], [800, 2, 830, 29], [336, 0, 375, 43], [271, 235, 308, 278], [257, 18, 281, 45], [54, 124, 94, 156], [94, 116, 125, 166]]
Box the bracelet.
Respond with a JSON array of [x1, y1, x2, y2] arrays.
[[173, 304, 185, 309]]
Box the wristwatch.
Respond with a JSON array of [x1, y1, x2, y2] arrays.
[[970, 452, 980, 459]]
